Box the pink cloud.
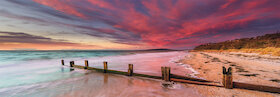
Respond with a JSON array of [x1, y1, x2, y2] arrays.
[[32, 0, 280, 49]]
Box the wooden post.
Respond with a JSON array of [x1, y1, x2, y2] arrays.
[[161, 67, 171, 81], [85, 60, 89, 69], [70, 61, 74, 71], [103, 61, 108, 73], [226, 67, 233, 89], [222, 66, 226, 86], [161, 67, 165, 80], [223, 67, 233, 89], [128, 64, 133, 76], [165, 67, 171, 81], [61, 60, 64, 65], [70, 61, 74, 67]]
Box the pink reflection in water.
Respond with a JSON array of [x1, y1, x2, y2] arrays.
[[58, 72, 202, 97], [67, 51, 197, 77]]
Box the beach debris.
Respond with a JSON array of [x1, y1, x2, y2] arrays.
[[235, 66, 249, 72], [239, 74, 259, 77], [70, 68, 75, 71], [230, 64, 236, 66], [258, 70, 267, 72], [269, 79, 280, 83], [161, 81, 181, 89], [211, 57, 221, 62]]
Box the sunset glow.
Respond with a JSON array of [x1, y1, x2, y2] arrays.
[[0, 0, 279, 50]]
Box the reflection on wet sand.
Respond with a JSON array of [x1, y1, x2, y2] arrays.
[[104, 74, 108, 84], [0, 70, 201, 97], [57, 72, 202, 97]]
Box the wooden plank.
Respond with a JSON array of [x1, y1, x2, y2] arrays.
[[107, 69, 127, 75], [74, 65, 213, 83], [88, 67, 105, 72], [74, 64, 214, 84], [170, 74, 212, 82], [133, 73, 162, 79], [73, 65, 162, 79], [73, 65, 85, 69], [106, 69, 162, 79], [233, 82, 280, 93], [171, 78, 223, 87], [71, 64, 280, 94]]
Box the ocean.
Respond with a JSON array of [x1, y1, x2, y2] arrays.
[[0, 50, 201, 97]]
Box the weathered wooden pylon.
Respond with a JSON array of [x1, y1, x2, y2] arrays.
[[85, 60, 89, 69], [223, 66, 233, 89], [161, 66, 171, 81], [128, 64, 133, 76]]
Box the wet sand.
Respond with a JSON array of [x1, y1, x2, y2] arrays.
[[180, 52, 280, 97], [58, 71, 202, 97]]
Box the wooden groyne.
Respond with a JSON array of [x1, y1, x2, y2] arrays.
[[61, 60, 280, 94], [233, 82, 280, 93]]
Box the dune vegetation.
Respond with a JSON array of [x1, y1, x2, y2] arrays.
[[196, 47, 280, 56], [194, 32, 280, 56]]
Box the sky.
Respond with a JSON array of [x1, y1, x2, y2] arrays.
[[0, 0, 279, 50]]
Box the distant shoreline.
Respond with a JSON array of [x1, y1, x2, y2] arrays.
[[0, 48, 181, 52]]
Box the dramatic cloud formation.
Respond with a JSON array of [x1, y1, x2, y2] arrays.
[[0, 0, 279, 50], [0, 31, 98, 50]]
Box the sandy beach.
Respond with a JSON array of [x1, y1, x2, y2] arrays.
[[180, 51, 280, 97], [59, 51, 280, 97]]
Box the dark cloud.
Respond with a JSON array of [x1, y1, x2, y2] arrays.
[[0, 31, 96, 47], [0, 6, 142, 45], [0, 10, 49, 26]]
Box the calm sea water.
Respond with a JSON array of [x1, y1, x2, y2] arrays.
[[0, 50, 138, 65], [0, 50, 198, 97], [0, 50, 141, 88]]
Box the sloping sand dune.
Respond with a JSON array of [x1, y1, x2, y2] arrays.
[[180, 52, 280, 97]]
